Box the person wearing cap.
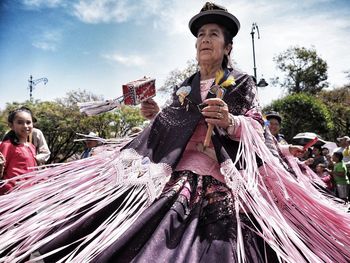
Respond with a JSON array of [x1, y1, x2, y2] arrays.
[[265, 111, 288, 145], [334, 136, 350, 175], [80, 132, 101, 158], [5, 3, 350, 263], [334, 136, 350, 153]]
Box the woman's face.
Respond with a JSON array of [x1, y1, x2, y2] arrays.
[[9, 111, 33, 141], [322, 148, 329, 156], [196, 23, 230, 67], [267, 118, 280, 136]]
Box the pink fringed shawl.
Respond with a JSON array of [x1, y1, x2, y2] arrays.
[[220, 116, 350, 263], [0, 117, 350, 262]]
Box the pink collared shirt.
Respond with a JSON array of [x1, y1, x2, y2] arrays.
[[175, 78, 226, 182]]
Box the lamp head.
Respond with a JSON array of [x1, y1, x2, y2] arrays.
[[257, 78, 268, 87]]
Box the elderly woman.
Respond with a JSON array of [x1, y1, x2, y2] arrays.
[[1, 2, 350, 263]]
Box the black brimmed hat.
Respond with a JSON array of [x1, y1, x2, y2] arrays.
[[265, 111, 282, 124], [189, 2, 240, 38]]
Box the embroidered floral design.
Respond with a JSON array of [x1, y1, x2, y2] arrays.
[[176, 85, 192, 105]]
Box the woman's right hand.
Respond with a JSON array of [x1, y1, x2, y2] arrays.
[[140, 99, 160, 120]]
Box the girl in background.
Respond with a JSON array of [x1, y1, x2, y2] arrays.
[[0, 107, 37, 194]]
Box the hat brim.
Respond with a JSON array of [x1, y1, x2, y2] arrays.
[[189, 10, 240, 38], [337, 137, 350, 141], [266, 114, 282, 123]]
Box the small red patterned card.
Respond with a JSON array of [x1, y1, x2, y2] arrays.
[[122, 77, 156, 105]]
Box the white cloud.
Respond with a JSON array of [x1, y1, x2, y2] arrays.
[[7, 0, 350, 109], [22, 0, 64, 8], [32, 30, 62, 51], [222, 0, 350, 105], [139, 0, 350, 106], [102, 52, 146, 67], [73, 0, 134, 23]]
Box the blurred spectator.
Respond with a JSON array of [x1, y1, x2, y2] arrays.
[[325, 153, 334, 170], [321, 147, 329, 157], [315, 163, 335, 195], [81, 132, 101, 159], [310, 145, 328, 172], [128, 126, 143, 137], [340, 137, 350, 173], [334, 135, 350, 179], [31, 127, 51, 165], [326, 152, 349, 202], [265, 111, 288, 145], [334, 136, 350, 154], [299, 148, 314, 166]]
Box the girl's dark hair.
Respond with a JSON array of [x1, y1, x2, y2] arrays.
[[3, 107, 34, 145], [333, 151, 343, 162]]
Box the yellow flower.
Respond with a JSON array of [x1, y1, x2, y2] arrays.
[[214, 70, 235, 88]]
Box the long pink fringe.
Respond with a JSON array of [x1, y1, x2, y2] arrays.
[[0, 149, 171, 262], [1, 118, 350, 262], [221, 116, 350, 263]]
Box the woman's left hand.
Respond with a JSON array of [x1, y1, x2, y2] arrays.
[[201, 98, 230, 129]]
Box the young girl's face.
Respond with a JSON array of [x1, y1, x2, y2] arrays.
[[9, 111, 33, 141], [332, 154, 339, 163], [315, 164, 324, 173]]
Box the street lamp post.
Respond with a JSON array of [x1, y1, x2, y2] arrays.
[[251, 23, 258, 81], [28, 75, 48, 102], [250, 23, 268, 87]]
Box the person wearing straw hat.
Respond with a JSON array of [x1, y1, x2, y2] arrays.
[[80, 132, 101, 158], [3, 3, 350, 263]]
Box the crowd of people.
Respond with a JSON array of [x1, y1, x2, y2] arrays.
[[265, 110, 350, 202], [1, 2, 350, 262]]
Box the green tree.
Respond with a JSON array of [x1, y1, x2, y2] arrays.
[[109, 106, 146, 137], [0, 90, 145, 163], [32, 101, 85, 163], [56, 89, 103, 107], [273, 46, 328, 94], [317, 85, 350, 139], [264, 93, 333, 142]]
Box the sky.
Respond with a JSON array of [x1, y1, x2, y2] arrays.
[[0, 0, 350, 111]]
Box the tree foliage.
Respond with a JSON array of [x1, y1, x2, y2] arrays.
[[0, 90, 145, 163], [273, 46, 328, 94], [316, 85, 350, 138], [158, 59, 198, 98], [263, 93, 333, 142]]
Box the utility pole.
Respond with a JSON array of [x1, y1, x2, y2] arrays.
[[28, 75, 48, 102]]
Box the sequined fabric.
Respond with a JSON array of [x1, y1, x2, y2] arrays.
[[93, 171, 265, 263]]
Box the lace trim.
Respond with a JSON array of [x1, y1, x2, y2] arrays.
[[220, 159, 244, 199], [116, 149, 173, 202]]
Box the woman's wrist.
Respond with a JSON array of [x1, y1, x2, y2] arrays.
[[225, 114, 235, 134]]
